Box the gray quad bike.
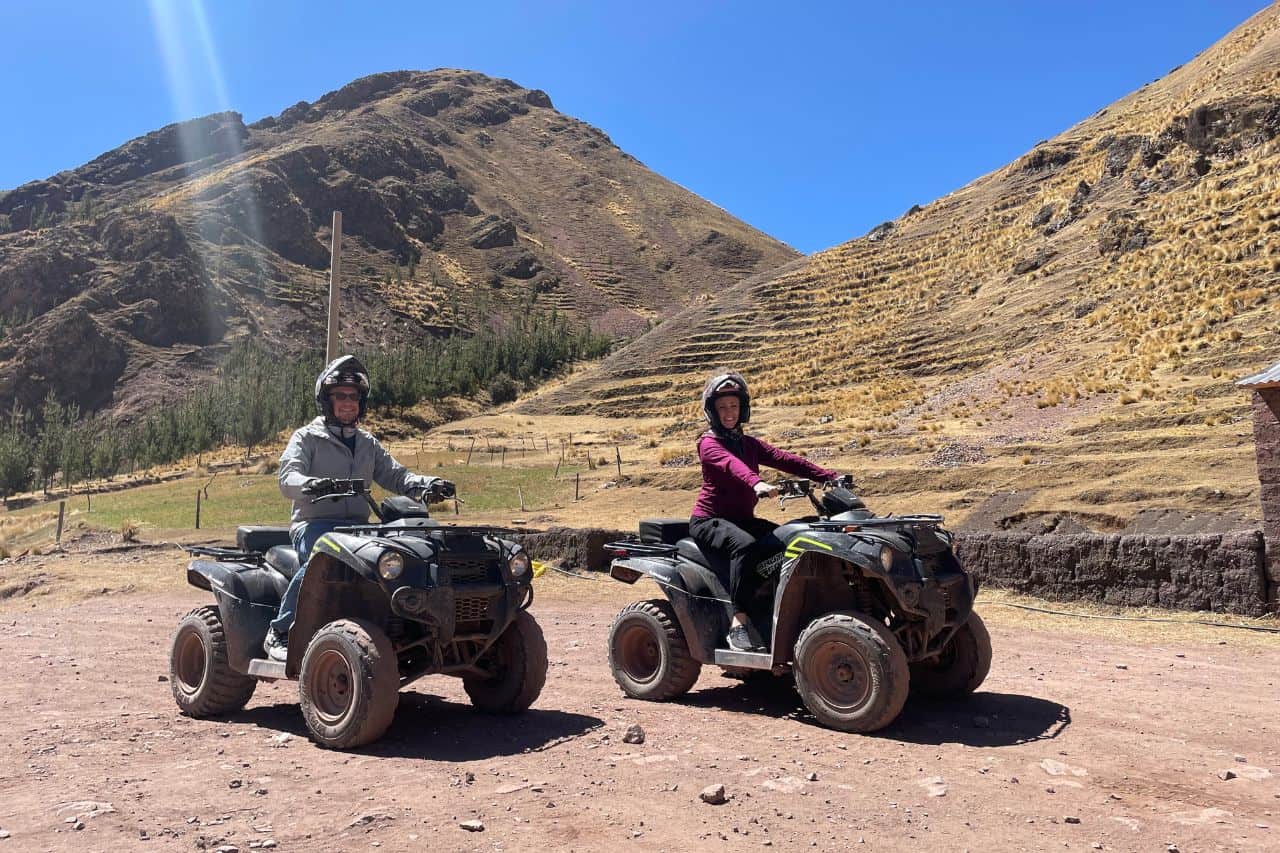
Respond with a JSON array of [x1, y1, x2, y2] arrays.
[[605, 476, 990, 733], [168, 478, 547, 749]]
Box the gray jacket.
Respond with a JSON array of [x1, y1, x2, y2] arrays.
[[279, 417, 437, 527]]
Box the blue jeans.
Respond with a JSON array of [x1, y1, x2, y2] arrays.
[[270, 520, 346, 639]]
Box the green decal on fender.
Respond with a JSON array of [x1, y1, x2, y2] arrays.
[[784, 536, 834, 559], [316, 536, 342, 556]]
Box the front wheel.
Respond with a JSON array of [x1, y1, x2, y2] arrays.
[[608, 599, 701, 701], [793, 611, 909, 733], [299, 619, 399, 749], [463, 610, 548, 713], [909, 611, 992, 698], [169, 605, 257, 716]]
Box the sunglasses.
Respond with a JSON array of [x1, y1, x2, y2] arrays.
[[329, 390, 361, 402]]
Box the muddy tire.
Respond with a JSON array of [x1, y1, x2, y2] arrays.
[[909, 611, 992, 698], [464, 610, 548, 712], [299, 619, 399, 749], [793, 611, 909, 733], [169, 605, 257, 717], [608, 599, 701, 701]]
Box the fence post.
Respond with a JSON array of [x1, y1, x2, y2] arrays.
[[466, 437, 475, 466], [575, 472, 580, 501], [615, 446, 622, 480], [501, 447, 506, 468], [195, 491, 201, 530], [554, 457, 562, 479], [55, 500, 66, 545], [518, 486, 525, 512]]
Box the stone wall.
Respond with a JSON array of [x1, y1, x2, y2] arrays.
[[953, 530, 1270, 616], [512, 526, 630, 573], [509, 526, 1274, 616], [1251, 387, 1280, 608]]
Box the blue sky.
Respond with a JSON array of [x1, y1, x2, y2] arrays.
[[1, 1, 1270, 253]]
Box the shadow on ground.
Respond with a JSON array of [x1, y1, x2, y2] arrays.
[[681, 678, 1070, 746], [225, 692, 604, 759]]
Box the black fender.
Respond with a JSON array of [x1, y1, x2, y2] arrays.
[[286, 541, 395, 678], [186, 559, 283, 674], [610, 557, 732, 663]]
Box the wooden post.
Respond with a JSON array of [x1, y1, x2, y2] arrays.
[[195, 491, 201, 529], [466, 436, 476, 466], [518, 486, 525, 512], [554, 457, 562, 479], [55, 500, 66, 544], [575, 472, 580, 501], [86, 491, 91, 512], [615, 446, 622, 480], [501, 447, 506, 467], [544, 436, 549, 454], [325, 211, 343, 363]]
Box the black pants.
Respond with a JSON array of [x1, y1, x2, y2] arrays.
[[689, 516, 781, 613]]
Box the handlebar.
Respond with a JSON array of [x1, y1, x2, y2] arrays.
[[774, 475, 857, 510]]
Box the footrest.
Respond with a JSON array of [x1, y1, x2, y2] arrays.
[[247, 659, 287, 681], [714, 649, 772, 670]]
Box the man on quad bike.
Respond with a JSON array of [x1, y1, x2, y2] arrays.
[[265, 354, 454, 661], [690, 371, 841, 652]]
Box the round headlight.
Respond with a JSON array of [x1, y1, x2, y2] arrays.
[[879, 544, 895, 572], [378, 551, 405, 580], [508, 551, 531, 578]]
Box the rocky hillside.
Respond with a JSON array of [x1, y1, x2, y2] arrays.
[[0, 70, 796, 415], [526, 6, 1280, 528]]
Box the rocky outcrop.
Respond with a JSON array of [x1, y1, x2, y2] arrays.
[[512, 526, 631, 573]]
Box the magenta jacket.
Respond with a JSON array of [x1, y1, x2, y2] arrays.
[[691, 432, 838, 520]]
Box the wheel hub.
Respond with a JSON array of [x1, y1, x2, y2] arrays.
[[174, 630, 207, 696], [616, 623, 661, 683], [311, 649, 355, 723], [812, 641, 871, 710]]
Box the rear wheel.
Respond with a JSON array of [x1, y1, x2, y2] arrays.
[[909, 611, 992, 698], [793, 611, 908, 733], [169, 605, 257, 716], [299, 619, 399, 749], [464, 610, 548, 712], [608, 599, 701, 701]]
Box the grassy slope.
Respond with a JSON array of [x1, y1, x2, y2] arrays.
[[520, 7, 1280, 529]]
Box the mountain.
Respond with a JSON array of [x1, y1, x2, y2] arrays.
[[525, 6, 1280, 529], [0, 69, 797, 416]]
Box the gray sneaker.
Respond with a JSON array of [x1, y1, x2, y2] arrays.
[[726, 625, 762, 652], [263, 631, 288, 662]]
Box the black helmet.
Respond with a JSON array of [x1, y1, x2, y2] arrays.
[[315, 354, 370, 424], [702, 371, 750, 434]]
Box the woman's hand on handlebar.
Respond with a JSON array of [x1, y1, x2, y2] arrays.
[[753, 480, 779, 498]]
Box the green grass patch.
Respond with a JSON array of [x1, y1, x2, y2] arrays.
[[4, 456, 586, 535]]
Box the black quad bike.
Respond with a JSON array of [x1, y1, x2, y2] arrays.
[[168, 479, 547, 749], [605, 477, 990, 733]]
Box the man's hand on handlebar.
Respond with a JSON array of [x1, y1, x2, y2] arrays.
[[301, 477, 336, 497], [410, 479, 457, 503]]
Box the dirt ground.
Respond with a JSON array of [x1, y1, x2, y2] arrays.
[[1, 547, 1278, 853]]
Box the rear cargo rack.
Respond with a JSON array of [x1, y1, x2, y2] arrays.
[[605, 540, 675, 557], [182, 544, 265, 563]]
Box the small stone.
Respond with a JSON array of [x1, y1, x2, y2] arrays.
[[228, 779, 242, 789], [1218, 769, 1237, 781], [0, 830, 9, 839], [1092, 845, 1103, 850], [700, 784, 727, 805], [623, 725, 645, 745], [459, 819, 485, 832], [157, 675, 168, 682], [72, 821, 84, 831], [1167, 845, 1179, 853], [806, 772, 818, 782], [261, 842, 277, 850], [1115, 664, 1128, 670], [1234, 754, 1247, 763], [1065, 816, 1081, 824]]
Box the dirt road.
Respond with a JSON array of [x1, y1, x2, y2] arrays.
[[1, 553, 1277, 852]]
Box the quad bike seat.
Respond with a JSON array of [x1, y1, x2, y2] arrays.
[[237, 525, 292, 553], [264, 545, 301, 581]]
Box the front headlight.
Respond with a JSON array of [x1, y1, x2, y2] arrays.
[[508, 551, 532, 579], [879, 545, 895, 572], [378, 551, 405, 581]]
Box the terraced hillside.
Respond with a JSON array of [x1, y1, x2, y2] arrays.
[[0, 70, 796, 415], [525, 6, 1280, 528]]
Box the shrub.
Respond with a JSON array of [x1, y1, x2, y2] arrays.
[[488, 373, 518, 405]]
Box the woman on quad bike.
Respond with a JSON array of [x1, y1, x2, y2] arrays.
[[690, 371, 841, 652], [265, 354, 454, 661]]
